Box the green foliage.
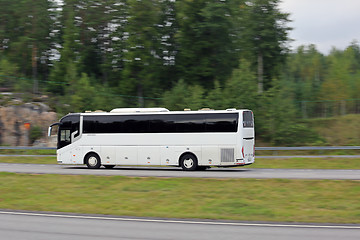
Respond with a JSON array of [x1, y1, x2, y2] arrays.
[[1, 0, 359, 146], [176, 0, 239, 88], [0, 57, 19, 87], [255, 79, 320, 145], [239, 0, 292, 91], [29, 125, 42, 144], [223, 59, 258, 110], [162, 79, 205, 110]]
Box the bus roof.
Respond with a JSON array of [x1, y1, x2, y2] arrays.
[[77, 108, 249, 115]]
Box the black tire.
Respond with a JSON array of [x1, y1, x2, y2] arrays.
[[85, 153, 101, 169], [104, 165, 115, 169], [180, 153, 198, 171]]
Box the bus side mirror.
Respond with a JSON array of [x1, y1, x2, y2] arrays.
[[48, 123, 60, 137]]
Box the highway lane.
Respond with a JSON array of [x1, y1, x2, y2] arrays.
[[0, 211, 359, 240], [1, 163, 360, 179]]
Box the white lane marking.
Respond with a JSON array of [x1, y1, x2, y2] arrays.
[[0, 211, 359, 229]]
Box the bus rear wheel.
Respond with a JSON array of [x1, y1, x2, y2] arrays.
[[180, 154, 198, 171], [85, 153, 101, 169]]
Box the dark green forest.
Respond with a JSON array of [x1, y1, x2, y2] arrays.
[[1, 0, 360, 145]]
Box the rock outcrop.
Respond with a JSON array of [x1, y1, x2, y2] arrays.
[[0, 102, 57, 146]]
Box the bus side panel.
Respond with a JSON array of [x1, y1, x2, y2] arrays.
[[57, 149, 71, 164], [101, 146, 116, 165], [116, 146, 138, 165], [160, 146, 179, 166], [71, 146, 83, 164], [138, 146, 160, 165], [201, 146, 220, 166]]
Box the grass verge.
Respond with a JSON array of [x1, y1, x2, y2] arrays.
[[247, 157, 360, 169], [0, 172, 359, 223], [1, 156, 360, 169], [0, 149, 56, 155], [0, 156, 56, 164]]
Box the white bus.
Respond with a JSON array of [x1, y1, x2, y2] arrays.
[[48, 108, 255, 170]]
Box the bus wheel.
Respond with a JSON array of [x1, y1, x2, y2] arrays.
[[104, 165, 115, 169], [85, 153, 101, 169], [180, 154, 198, 171]]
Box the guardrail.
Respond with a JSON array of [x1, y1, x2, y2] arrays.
[[256, 146, 360, 150], [1, 146, 360, 151]]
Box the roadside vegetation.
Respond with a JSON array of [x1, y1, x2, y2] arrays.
[[0, 149, 55, 155], [0, 173, 359, 224], [1, 0, 359, 146], [250, 157, 360, 169]]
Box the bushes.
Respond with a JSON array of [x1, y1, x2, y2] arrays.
[[29, 125, 43, 144]]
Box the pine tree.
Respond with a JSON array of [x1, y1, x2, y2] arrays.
[[176, 0, 238, 88], [121, 0, 161, 107], [239, 0, 291, 93]]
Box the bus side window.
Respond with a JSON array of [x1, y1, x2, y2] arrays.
[[60, 129, 71, 142]]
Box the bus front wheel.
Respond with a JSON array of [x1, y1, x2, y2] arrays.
[[85, 153, 101, 169], [180, 154, 198, 171]]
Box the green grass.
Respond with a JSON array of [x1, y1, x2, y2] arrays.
[[256, 149, 360, 156], [0, 173, 359, 223], [1, 156, 360, 169], [0, 149, 56, 155], [0, 156, 56, 164], [306, 114, 360, 146], [247, 157, 360, 169]]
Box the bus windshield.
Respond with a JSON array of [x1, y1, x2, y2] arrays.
[[58, 114, 80, 149]]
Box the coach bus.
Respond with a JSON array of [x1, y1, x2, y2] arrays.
[[48, 108, 255, 170]]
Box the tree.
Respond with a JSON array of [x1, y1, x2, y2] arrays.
[[121, 0, 161, 107], [48, 7, 81, 94], [256, 78, 319, 145], [239, 0, 291, 93], [69, 73, 96, 112], [285, 45, 325, 101], [176, 0, 239, 88], [162, 79, 205, 111], [0, 57, 19, 87], [223, 59, 258, 110]]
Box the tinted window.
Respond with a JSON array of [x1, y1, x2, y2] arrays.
[[149, 115, 176, 133], [83, 115, 149, 133], [175, 114, 205, 132], [206, 113, 238, 132], [83, 113, 238, 133], [243, 111, 254, 128]]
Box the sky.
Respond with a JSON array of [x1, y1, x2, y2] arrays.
[[279, 0, 360, 54]]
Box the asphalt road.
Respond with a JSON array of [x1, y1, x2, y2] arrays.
[[1, 163, 360, 179], [1, 211, 359, 240]]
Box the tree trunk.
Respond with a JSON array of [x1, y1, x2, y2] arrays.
[[257, 51, 263, 94], [32, 45, 38, 94]]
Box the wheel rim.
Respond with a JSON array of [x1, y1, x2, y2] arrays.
[[183, 158, 194, 169], [88, 156, 98, 166]]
